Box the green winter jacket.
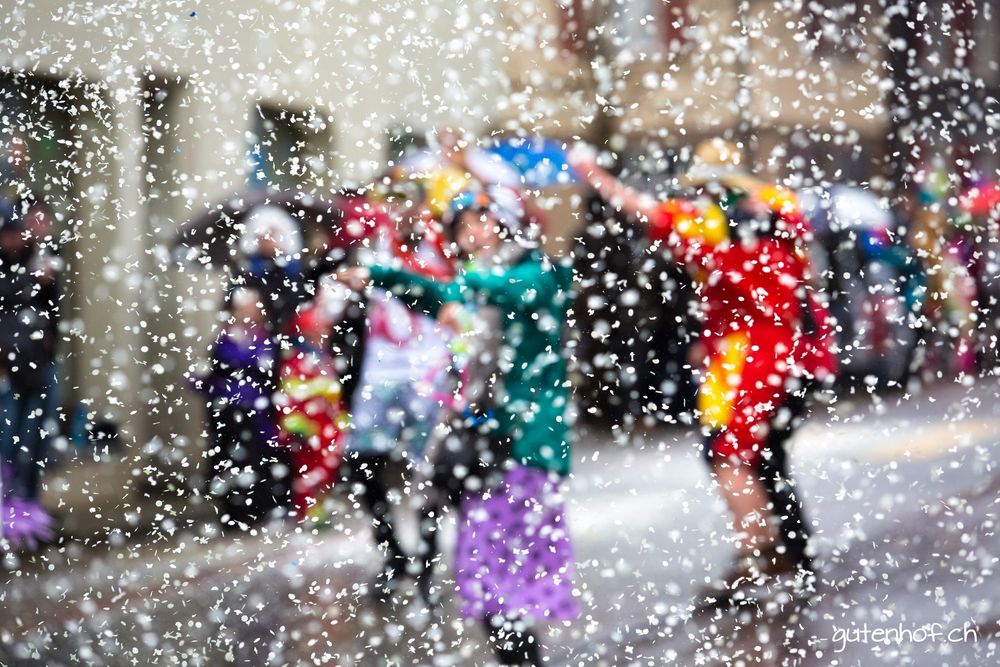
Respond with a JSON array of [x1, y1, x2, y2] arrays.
[[369, 249, 574, 476]]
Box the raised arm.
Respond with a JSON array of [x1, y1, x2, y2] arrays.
[[566, 146, 662, 224], [460, 256, 569, 312], [361, 256, 569, 317], [566, 147, 717, 269], [367, 265, 458, 318]]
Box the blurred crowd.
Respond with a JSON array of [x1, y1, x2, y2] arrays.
[[2, 126, 999, 664], [187, 135, 576, 663], [575, 159, 1000, 422]]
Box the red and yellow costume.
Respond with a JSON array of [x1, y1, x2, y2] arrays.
[[276, 338, 346, 516], [651, 186, 835, 464]]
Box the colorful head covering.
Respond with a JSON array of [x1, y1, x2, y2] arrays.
[[379, 164, 472, 219], [449, 185, 525, 231], [681, 138, 761, 192]]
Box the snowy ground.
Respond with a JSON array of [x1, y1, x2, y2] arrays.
[[2, 378, 1000, 666]]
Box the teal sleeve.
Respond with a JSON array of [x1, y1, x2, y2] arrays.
[[461, 260, 563, 311], [368, 265, 458, 317]]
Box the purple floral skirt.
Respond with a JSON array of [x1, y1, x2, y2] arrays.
[[454, 464, 579, 622]]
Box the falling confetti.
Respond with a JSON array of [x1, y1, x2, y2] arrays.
[[1, 1, 999, 665]]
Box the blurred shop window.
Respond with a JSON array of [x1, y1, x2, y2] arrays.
[[787, 129, 874, 187], [0, 74, 77, 284], [0, 74, 76, 233], [803, 1, 866, 61], [919, 2, 974, 79], [386, 125, 427, 166], [557, 0, 590, 56], [970, 2, 1000, 84], [906, 2, 978, 81], [608, 0, 691, 59], [657, 0, 691, 57], [611, 0, 659, 52], [248, 104, 333, 194]]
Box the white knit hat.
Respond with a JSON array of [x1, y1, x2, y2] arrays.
[[239, 205, 304, 259]]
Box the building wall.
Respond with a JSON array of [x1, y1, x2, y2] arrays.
[[1, 1, 503, 490], [497, 0, 891, 184], [500, 0, 1000, 194]]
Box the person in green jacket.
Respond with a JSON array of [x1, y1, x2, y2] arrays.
[[338, 186, 578, 666]]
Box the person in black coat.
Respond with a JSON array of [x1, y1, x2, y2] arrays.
[[201, 205, 310, 521], [0, 193, 61, 547]]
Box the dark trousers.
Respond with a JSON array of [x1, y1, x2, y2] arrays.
[[343, 451, 439, 575], [483, 615, 541, 666], [0, 364, 57, 501], [704, 382, 815, 569], [757, 385, 813, 568], [208, 405, 290, 526]]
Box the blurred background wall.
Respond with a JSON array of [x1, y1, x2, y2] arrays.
[[2, 0, 998, 527], [0, 0, 505, 524]]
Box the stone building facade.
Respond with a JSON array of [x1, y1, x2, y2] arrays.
[[496, 0, 1000, 192], [1, 0, 501, 519]]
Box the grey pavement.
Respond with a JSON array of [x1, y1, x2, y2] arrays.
[[2, 378, 1000, 665]]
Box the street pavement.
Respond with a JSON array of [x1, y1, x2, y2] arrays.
[[2, 378, 1000, 666]]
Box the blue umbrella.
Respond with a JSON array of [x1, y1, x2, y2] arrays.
[[484, 137, 578, 188]]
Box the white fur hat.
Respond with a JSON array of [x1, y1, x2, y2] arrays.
[[239, 205, 304, 258]]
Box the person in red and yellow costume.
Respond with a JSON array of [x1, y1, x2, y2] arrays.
[[276, 304, 346, 522], [569, 138, 836, 600]]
